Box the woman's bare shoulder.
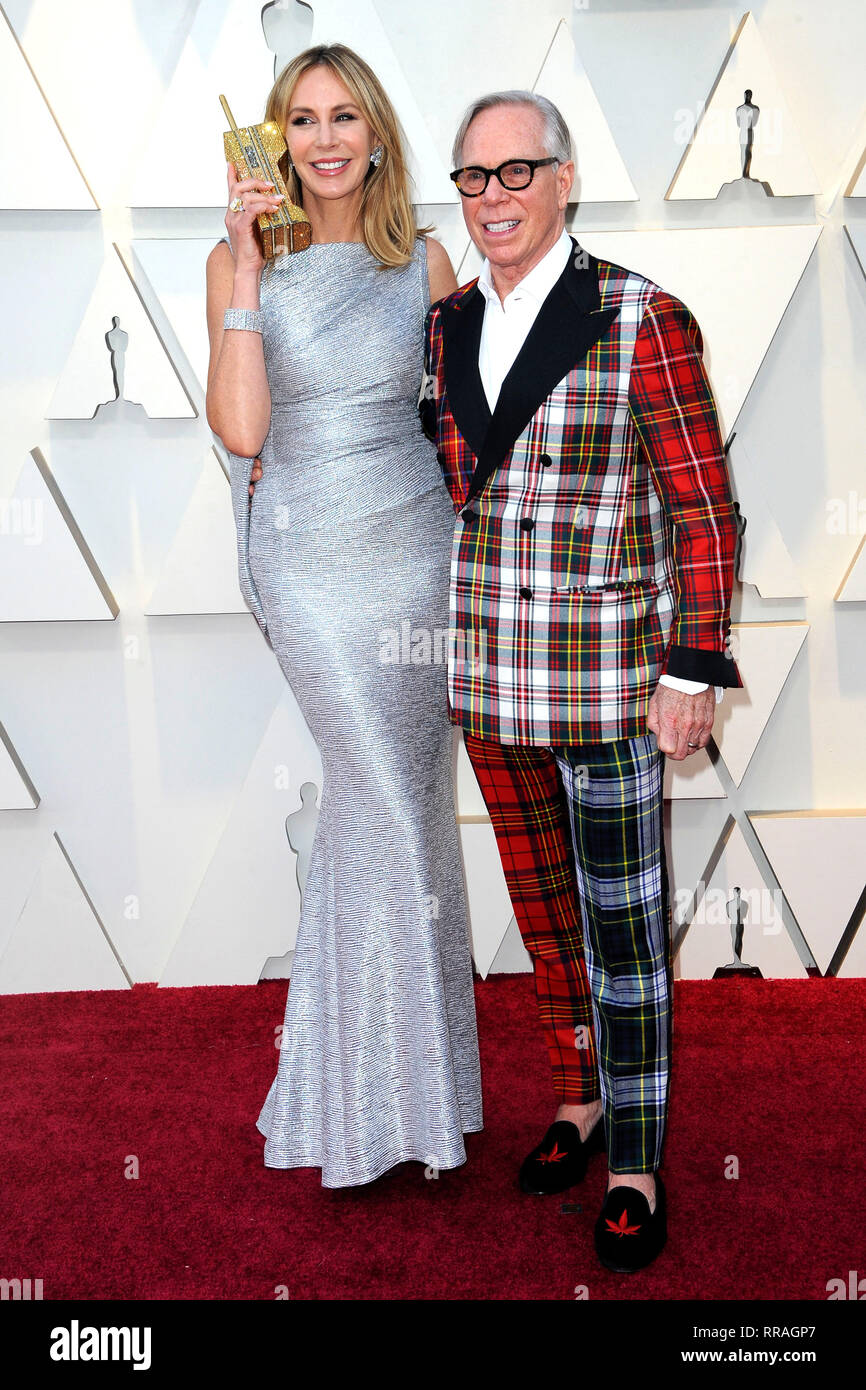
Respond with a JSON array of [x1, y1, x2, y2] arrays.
[[424, 236, 458, 301], [424, 235, 451, 272]]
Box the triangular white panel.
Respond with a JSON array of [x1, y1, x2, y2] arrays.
[[130, 0, 454, 208], [665, 750, 726, 800], [129, 0, 282, 209], [750, 812, 866, 975], [455, 732, 490, 818], [713, 622, 808, 786], [666, 12, 820, 200], [146, 448, 251, 618], [835, 535, 866, 602], [159, 690, 322, 986], [676, 821, 806, 979], [0, 723, 39, 809], [579, 227, 822, 440], [726, 436, 805, 597], [0, 449, 118, 623], [0, 833, 130, 992], [814, 231, 866, 602], [844, 146, 866, 197], [459, 821, 515, 979], [489, 915, 531, 974], [669, 802, 732, 957], [844, 223, 866, 278], [0, 9, 96, 209], [532, 18, 637, 203], [46, 244, 194, 419], [133, 238, 218, 394]]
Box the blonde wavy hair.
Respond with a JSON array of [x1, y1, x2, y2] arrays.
[[264, 43, 431, 269]]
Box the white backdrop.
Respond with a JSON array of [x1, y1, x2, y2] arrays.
[[0, 0, 864, 992]]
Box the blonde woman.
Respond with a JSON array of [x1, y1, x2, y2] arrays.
[[205, 44, 482, 1187]]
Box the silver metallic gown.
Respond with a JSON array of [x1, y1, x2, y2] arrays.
[[222, 235, 482, 1187]]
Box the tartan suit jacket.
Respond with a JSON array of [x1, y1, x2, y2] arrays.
[[420, 235, 743, 746]]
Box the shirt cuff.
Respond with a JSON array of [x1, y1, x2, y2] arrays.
[[658, 674, 725, 704]]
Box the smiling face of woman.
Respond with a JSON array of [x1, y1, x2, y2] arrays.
[[286, 65, 378, 205]]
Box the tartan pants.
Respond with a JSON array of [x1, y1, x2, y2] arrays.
[[462, 731, 673, 1174]]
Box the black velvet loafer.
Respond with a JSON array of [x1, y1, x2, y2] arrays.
[[594, 1172, 667, 1272], [518, 1117, 606, 1195]]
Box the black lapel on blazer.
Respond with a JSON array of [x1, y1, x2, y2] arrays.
[[465, 237, 619, 503], [440, 285, 491, 462]]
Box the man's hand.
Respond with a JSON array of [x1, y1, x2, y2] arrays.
[[248, 457, 262, 499], [647, 684, 715, 760]]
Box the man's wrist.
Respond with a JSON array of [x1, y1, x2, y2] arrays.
[[658, 673, 708, 694], [658, 673, 724, 704]]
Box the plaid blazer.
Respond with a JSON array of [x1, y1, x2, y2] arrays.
[[420, 236, 743, 746]]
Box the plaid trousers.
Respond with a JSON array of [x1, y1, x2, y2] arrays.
[[463, 731, 672, 1174]]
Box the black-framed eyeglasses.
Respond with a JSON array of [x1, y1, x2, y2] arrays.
[[449, 156, 559, 197]]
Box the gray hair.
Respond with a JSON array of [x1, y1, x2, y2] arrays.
[[451, 90, 574, 170]]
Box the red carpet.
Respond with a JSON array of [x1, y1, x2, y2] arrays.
[[1, 976, 863, 1300]]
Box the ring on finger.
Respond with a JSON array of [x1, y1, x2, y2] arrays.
[[229, 196, 244, 212]]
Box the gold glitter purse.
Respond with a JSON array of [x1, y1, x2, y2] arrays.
[[220, 95, 312, 259]]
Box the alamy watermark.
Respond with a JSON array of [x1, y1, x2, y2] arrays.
[[826, 491, 866, 535], [0, 497, 43, 545], [379, 623, 488, 673], [673, 100, 785, 155], [674, 881, 784, 931]]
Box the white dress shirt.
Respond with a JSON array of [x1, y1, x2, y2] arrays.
[[475, 227, 722, 705]]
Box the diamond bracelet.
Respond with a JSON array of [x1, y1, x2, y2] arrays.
[[223, 307, 262, 333]]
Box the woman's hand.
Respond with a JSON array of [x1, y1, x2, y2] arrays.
[[225, 161, 285, 274], [249, 457, 263, 500]]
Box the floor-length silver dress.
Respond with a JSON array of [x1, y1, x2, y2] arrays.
[[222, 235, 482, 1187]]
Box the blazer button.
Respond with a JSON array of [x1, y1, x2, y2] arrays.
[[519, 586, 533, 600], [539, 453, 552, 467], [461, 507, 477, 523], [519, 517, 534, 532]]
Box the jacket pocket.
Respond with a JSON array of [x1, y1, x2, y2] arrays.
[[550, 576, 660, 596]]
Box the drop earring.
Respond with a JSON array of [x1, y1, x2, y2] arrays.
[[370, 144, 383, 168]]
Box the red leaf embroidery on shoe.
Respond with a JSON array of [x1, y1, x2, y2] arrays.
[[604, 1208, 642, 1237], [538, 1141, 567, 1164]]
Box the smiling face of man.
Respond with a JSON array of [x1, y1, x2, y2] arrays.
[[458, 102, 574, 296]]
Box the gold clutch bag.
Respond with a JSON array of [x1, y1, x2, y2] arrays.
[[220, 94, 312, 259]]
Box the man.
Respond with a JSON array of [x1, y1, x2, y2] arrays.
[[421, 90, 742, 1273]]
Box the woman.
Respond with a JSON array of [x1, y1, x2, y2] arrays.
[[205, 43, 482, 1187]]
